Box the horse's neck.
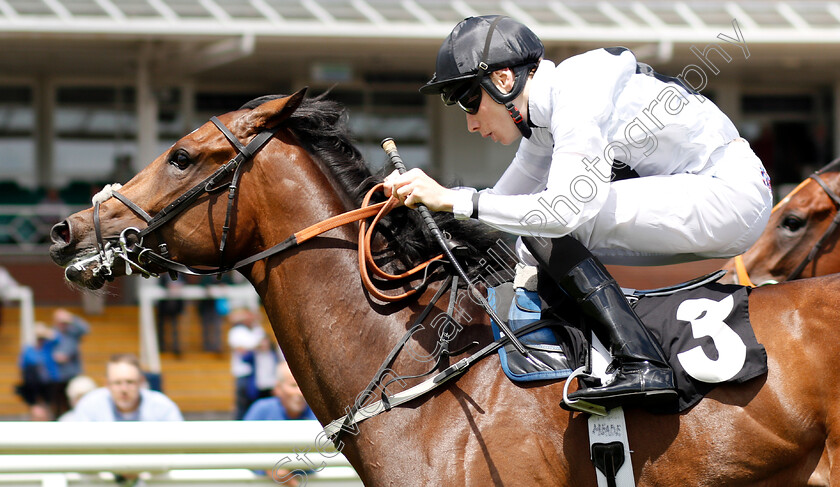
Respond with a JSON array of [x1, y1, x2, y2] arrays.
[[239, 177, 419, 420]]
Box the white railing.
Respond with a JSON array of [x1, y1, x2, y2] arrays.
[[2, 282, 35, 347], [0, 204, 86, 256], [0, 420, 362, 487]]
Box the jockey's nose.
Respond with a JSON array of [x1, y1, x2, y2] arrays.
[[466, 114, 480, 133], [51, 220, 71, 246]]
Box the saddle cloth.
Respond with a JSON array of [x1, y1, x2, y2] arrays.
[[488, 281, 768, 413]]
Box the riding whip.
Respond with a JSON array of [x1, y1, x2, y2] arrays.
[[380, 138, 529, 356]]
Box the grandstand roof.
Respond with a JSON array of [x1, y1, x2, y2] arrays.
[[0, 0, 837, 44]]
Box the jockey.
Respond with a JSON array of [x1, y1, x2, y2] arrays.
[[383, 15, 772, 409]]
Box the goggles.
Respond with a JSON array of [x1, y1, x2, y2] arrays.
[[441, 82, 482, 114]]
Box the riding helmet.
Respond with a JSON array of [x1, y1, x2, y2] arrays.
[[419, 15, 544, 106]]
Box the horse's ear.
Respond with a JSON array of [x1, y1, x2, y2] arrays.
[[248, 87, 308, 130]]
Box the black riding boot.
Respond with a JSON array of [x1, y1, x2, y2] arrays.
[[523, 237, 677, 409]]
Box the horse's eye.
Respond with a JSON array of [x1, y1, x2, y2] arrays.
[[169, 149, 191, 170], [780, 214, 805, 233]]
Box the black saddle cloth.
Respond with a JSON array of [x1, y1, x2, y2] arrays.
[[490, 281, 767, 413]]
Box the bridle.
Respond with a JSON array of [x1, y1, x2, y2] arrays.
[[734, 160, 840, 286], [78, 116, 282, 282], [75, 116, 442, 302], [76, 109, 537, 444]]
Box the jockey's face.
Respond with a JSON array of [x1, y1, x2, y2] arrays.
[[465, 89, 521, 145], [464, 68, 526, 146]]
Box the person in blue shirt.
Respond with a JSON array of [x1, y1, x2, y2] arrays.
[[243, 361, 315, 485], [16, 323, 60, 419], [71, 353, 183, 422], [243, 361, 316, 421], [51, 308, 90, 416]]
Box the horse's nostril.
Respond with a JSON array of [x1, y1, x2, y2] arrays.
[[51, 221, 71, 245]]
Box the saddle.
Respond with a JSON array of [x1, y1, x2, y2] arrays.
[[488, 268, 767, 413]]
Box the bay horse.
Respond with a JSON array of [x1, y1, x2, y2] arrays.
[[722, 159, 840, 287], [721, 161, 840, 485], [50, 90, 840, 486]]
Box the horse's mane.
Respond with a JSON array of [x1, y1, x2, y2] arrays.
[[240, 94, 515, 280]]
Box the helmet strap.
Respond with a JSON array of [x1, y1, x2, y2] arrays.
[[461, 16, 507, 99], [506, 102, 532, 139], [475, 16, 507, 77]]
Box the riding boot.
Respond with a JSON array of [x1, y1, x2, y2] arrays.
[[522, 237, 677, 409]]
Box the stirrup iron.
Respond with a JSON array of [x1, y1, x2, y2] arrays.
[[562, 366, 608, 416]]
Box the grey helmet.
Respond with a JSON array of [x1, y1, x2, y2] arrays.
[[420, 15, 544, 137]]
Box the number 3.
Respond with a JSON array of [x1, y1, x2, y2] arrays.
[[675, 295, 746, 383]]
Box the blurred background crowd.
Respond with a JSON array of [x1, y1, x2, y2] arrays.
[[1, 0, 839, 426], [6, 276, 309, 423]]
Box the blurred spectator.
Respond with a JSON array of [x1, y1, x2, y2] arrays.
[[70, 353, 183, 421], [29, 403, 53, 421], [57, 375, 97, 422], [244, 361, 313, 486], [156, 275, 184, 357], [246, 335, 280, 402], [193, 274, 231, 353], [228, 308, 265, 419], [242, 362, 316, 487], [15, 322, 59, 419], [51, 308, 90, 417], [243, 362, 315, 421]]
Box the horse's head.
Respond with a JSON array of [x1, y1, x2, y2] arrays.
[[723, 166, 840, 286], [49, 89, 308, 290]]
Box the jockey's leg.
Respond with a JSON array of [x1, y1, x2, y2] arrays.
[[523, 236, 677, 409], [569, 139, 772, 266]]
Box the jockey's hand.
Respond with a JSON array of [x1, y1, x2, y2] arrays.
[[383, 168, 457, 212]]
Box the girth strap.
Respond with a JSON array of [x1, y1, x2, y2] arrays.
[[323, 318, 558, 443], [592, 441, 626, 487], [331, 275, 455, 442]]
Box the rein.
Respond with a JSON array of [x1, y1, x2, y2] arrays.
[[85, 113, 512, 446], [82, 118, 441, 302], [734, 161, 840, 286]]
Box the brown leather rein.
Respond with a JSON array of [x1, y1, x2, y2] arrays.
[[100, 181, 442, 302], [85, 116, 442, 302], [302, 183, 444, 302]]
